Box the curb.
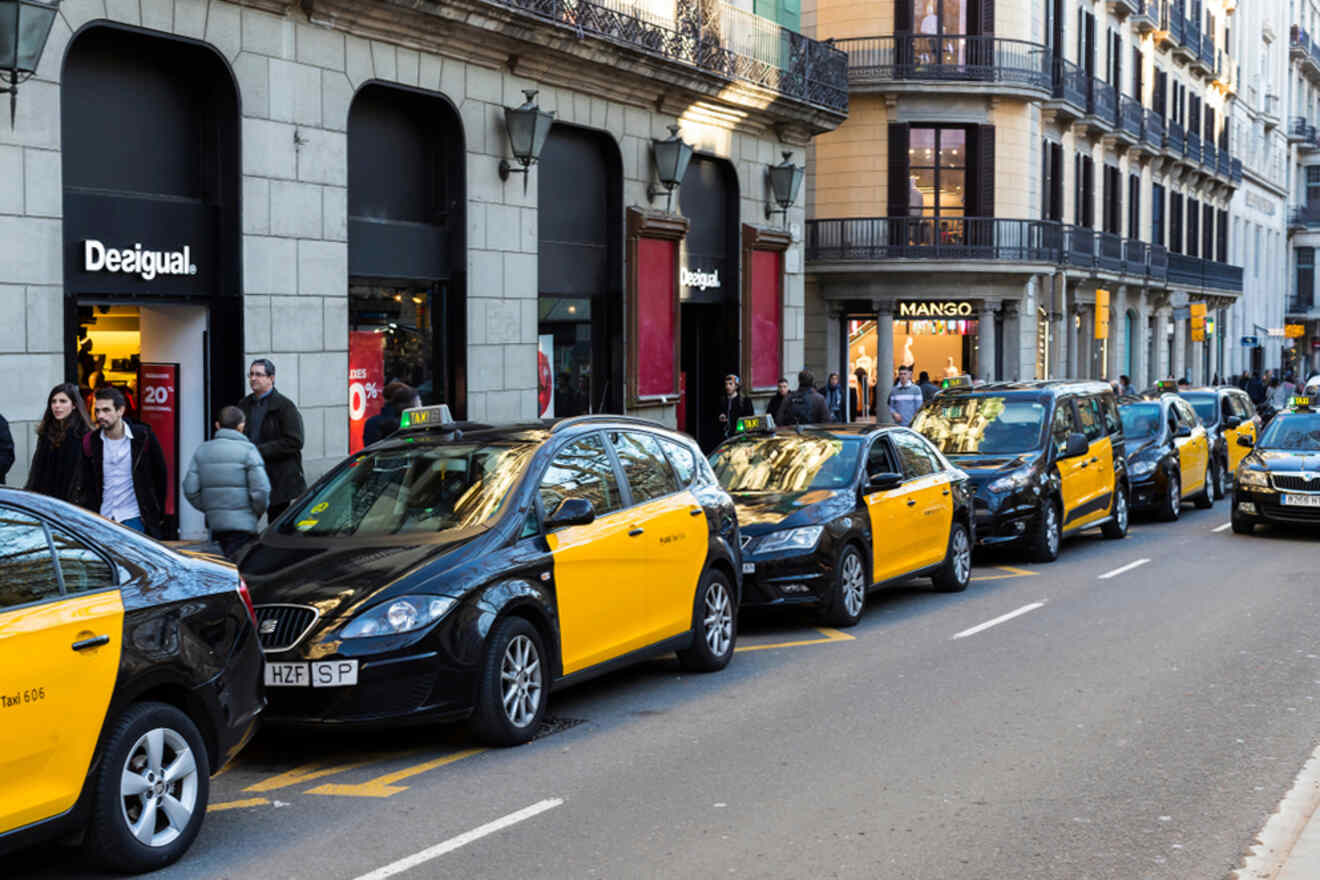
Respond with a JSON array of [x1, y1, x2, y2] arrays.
[[1235, 741, 1320, 879]]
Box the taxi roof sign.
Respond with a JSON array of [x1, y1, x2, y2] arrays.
[[941, 375, 973, 390], [1289, 396, 1315, 411], [735, 414, 776, 434], [399, 404, 454, 430], [1155, 379, 1179, 393]]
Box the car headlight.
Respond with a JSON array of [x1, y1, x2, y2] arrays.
[[1128, 459, 1157, 479], [340, 595, 458, 639], [987, 466, 1034, 493], [1237, 468, 1269, 489], [756, 525, 824, 554]]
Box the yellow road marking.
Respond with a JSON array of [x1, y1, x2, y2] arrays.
[[970, 565, 1038, 582], [243, 756, 397, 793], [210, 797, 271, 812], [735, 626, 856, 653], [306, 748, 486, 798]]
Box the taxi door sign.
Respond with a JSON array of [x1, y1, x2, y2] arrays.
[[1094, 289, 1110, 341], [1190, 303, 1207, 342]]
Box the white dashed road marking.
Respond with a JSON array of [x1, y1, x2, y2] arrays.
[[1098, 558, 1151, 580], [952, 603, 1045, 640]]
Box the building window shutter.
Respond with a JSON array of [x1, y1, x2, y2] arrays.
[[1082, 156, 1094, 228], [895, 0, 912, 33], [887, 123, 910, 219], [973, 124, 995, 217], [977, 0, 994, 35], [1050, 143, 1063, 220]]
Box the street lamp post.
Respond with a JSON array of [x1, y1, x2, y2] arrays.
[[0, 0, 62, 126], [498, 89, 555, 195], [765, 150, 805, 225], [647, 124, 693, 213]]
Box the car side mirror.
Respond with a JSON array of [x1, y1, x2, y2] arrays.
[[544, 497, 595, 529], [1236, 434, 1254, 449], [866, 471, 903, 492], [1173, 425, 1192, 439], [1224, 415, 1242, 429], [1062, 432, 1089, 459]]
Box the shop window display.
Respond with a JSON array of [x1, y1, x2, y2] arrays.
[[349, 284, 439, 403], [845, 315, 980, 418]]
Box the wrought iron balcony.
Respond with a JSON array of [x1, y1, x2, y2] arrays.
[[1231, 158, 1242, 184], [1160, 0, 1186, 48], [1050, 57, 1089, 116], [1166, 119, 1184, 155], [1291, 24, 1310, 58], [1131, 0, 1158, 33], [1216, 149, 1232, 178], [1202, 141, 1216, 169], [1290, 116, 1310, 142], [1185, 129, 1203, 163], [487, 0, 849, 113], [1120, 94, 1144, 140], [1168, 252, 1244, 290], [834, 35, 1051, 95], [1174, 17, 1199, 62], [1090, 77, 1118, 128], [1290, 205, 1320, 228], [1143, 109, 1165, 149]]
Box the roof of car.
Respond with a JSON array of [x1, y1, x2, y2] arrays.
[[935, 379, 1114, 396], [390, 414, 698, 447]]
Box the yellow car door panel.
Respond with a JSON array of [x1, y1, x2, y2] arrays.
[[547, 512, 646, 674], [865, 487, 911, 583], [887, 431, 954, 573], [0, 590, 123, 833], [631, 492, 707, 644], [1227, 420, 1255, 474]]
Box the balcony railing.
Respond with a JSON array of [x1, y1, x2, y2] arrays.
[[1292, 25, 1311, 57], [1051, 57, 1089, 109], [1185, 129, 1203, 163], [1120, 94, 1144, 138], [1202, 141, 1216, 168], [1090, 77, 1118, 126], [805, 217, 1241, 290], [1290, 205, 1320, 227], [1161, 0, 1185, 45], [1290, 115, 1310, 140], [1231, 158, 1243, 184], [1143, 109, 1165, 148], [1197, 32, 1215, 67], [1131, 0, 1158, 30], [1167, 118, 1185, 153], [488, 0, 849, 112], [1217, 149, 1231, 177], [834, 35, 1051, 92], [1287, 297, 1317, 315]]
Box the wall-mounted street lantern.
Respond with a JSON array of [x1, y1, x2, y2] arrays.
[[765, 150, 805, 224], [647, 124, 693, 213], [0, 0, 61, 126], [499, 89, 554, 194]]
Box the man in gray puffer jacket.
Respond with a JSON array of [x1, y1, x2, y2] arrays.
[[184, 406, 271, 561]]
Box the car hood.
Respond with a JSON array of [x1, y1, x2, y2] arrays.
[[731, 489, 852, 535], [944, 453, 1035, 480], [240, 528, 490, 620], [1124, 436, 1161, 459], [1252, 449, 1320, 470]]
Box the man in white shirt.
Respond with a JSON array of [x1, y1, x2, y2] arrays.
[[77, 387, 168, 535]]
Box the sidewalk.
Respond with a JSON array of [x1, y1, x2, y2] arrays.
[[1277, 801, 1320, 880], [1237, 743, 1320, 879]]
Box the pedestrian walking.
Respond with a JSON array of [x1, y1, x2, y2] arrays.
[[75, 386, 168, 535], [765, 377, 791, 418], [717, 374, 755, 440], [1247, 372, 1267, 406], [238, 358, 306, 522], [917, 370, 939, 402], [363, 382, 416, 447], [26, 383, 92, 502], [184, 406, 270, 562], [0, 412, 13, 485], [823, 372, 847, 422], [1268, 376, 1287, 409], [888, 364, 925, 426], [777, 371, 830, 425], [1118, 375, 1132, 396]]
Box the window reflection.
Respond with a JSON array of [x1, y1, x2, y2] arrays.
[[914, 397, 1048, 455], [710, 435, 861, 493], [539, 436, 624, 516], [609, 432, 678, 504], [0, 510, 61, 609], [907, 127, 969, 245]]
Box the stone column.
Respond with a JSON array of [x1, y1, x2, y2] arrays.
[[1068, 300, 1082, 379], [1051, 275, 1070, 379], [826, 304, 844, 407], [1154, 305, 1172, 380], [1020, 275, 1040, 380], [874, 300, 895, 425], [1132, 291, 1150, 389], [1172, 310, 1187, 381], [1002, 300, 1021, 381], [979, 299, 999, 382], [1107, 286, 1127, 383]]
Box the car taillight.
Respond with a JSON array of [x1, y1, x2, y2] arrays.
[[237, 576, 258, 627]]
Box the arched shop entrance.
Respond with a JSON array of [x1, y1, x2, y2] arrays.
[[678, 156, 739, 451], [347, 83, 466, 448], [537, 126, 623, 417], [61, 26, 241, 540]]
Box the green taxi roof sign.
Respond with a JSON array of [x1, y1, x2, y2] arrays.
[[941, 375, 972, 390], [735, 414, 776, 434], [1155, 379, 1178, 392], [1289, 396, 1315, 411], [399, 404, 454, 430]]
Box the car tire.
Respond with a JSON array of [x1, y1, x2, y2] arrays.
[[1194, 462, 1214, 509], [83, 702, 210, 874], [1101, 484, 1130, 540], [678, 569, 737, 671], [471, 616, 548, 747], [1027, 497, 1061, 563], [1211, 457, 1229, 500], [1158, 471, 1181, 522], [931, 522, 972, 593], [1231, 504, 1256, 535]]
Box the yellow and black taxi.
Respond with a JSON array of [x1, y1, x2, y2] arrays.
[[912, 379, 1129, 562], [708, 414, 974, 627], [239, 407, 740, 747], [0, 489, 263, 873], [1172, 384, 1258, 496], [1118, 389, 1216, 519], [1231, 396, 1320, 534]]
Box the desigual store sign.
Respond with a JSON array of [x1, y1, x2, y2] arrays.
[[897, 299, 976, 319], [63, 191, 217, 295], [83, 240, 199, 280]]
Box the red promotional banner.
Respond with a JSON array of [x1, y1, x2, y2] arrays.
[[636, 237, 678, 399], [749, 249, 783, 390], [349, 331, 385, 453], [138, 363, 179, 517]]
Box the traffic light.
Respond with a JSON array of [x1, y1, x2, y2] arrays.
[[1094, 289, 1110, 340], [1190, 303, 1207, 342]]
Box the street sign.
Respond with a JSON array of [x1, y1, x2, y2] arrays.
[[1190, 303, 1207, 342], [1241, 336, 1259, 347], [1172, 306, 1191, 320], [1094, 289, 1110, 340], [1267, 328, 1287, 337], [1285, 323, 1306, 338]]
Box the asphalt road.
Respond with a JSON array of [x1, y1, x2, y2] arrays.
[[14, 502, 1320, 880]]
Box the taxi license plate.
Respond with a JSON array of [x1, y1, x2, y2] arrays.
[[742, 562, 755, 574], [264, 660, 359, 688], [1282, 494, 1320, 508]]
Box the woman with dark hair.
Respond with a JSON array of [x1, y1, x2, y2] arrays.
[[26, 382, 92, 502]]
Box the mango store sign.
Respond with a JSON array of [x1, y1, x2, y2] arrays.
[[84, 240, 197, 281]]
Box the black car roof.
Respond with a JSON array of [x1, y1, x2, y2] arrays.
[[390, 414, 698, 447], [936, 379, 1113, 397]]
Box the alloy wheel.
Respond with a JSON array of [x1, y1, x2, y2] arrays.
[[119, 728, 198, 848], [500, 634, 543, 728], [1168, 475, 1180, 518], [1216, 461, 1227, 498], [1044, 504, 1059, 556], [841, 552, 866, 618], [1115, 488, 1128, 533], [703, 580, 734, 658], [951, 528, 971, 586]]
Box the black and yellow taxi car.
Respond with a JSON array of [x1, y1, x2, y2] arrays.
[[240, 408, 740, 747], [0, 489, 263, 874], [1118, 390, 1216, 519], [1231, 396, 1320, 533], [1172, 384, 1258, 496], [708, 415, 974, 627], [911, 379, 1129, 562]]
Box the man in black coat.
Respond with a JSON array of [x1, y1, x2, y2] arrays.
[[717, 374, 755, 442], [238, 358, 306, 521], [75, 387, 168, 536], [363, 383, 416, 447]]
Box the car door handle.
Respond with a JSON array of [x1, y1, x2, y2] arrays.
[[941, 488, 950, 496], [1089, 457, 1099, 463], [72, 635, 110, 652], [688, 507, 704, 517], [906, 498, 917, 507], [629, 527, 645, 537]]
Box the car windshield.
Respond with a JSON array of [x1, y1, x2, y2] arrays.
[[912, 396, 1047, 455], [1181, 393, 1217, 425], [280, 440, 539, 537], [1257, 412, 1320, 451], [710, 434, 860, 493], [1120, 403, 1162, 439]]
